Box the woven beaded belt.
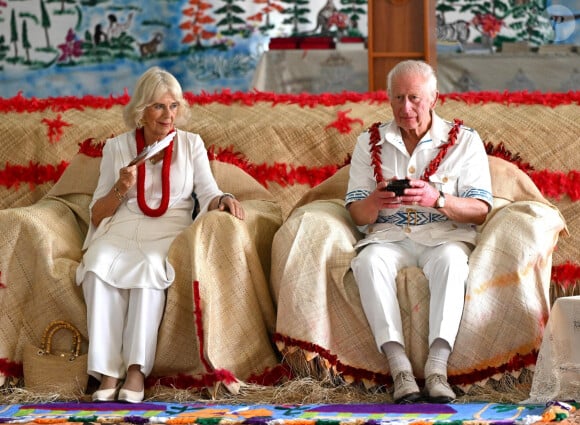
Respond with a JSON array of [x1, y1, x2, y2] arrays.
[[377, 209, 448, 226]]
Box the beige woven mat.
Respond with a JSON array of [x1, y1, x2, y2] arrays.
[[1, 99, 578, 266]]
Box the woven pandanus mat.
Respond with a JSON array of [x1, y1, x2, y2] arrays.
[[0, 106, 126, 210], [437, 101, 580, 172], [1, 98, 578, 265], [551, 198, 578, 266], [189, 101, 378, 166]]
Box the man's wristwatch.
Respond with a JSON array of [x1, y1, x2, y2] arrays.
[[435, 190, 446, 209]]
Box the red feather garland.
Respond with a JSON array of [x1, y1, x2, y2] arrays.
[[551, 261, 580, 289], [4, 89, 580, 113], [367, 119, 462, 185], [421, 118, 462, 181]]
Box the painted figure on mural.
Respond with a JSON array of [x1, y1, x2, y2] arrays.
[[313, 0, 338, 33], [139, 33, 164, 57], [307, 0, 350, 35], [107, 12, 134, 38]]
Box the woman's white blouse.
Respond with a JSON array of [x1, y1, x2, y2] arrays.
[[76, 129, 221, 290]]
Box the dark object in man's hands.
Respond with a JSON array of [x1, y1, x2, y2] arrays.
[[384, 179, 411, 196]]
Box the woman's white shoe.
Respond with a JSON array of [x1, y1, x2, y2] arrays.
[[117, 388, 144, 403], [91, 387, 118, 402]]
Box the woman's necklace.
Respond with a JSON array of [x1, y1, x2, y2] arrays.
[[135, 128, 174, 217], [368, 118, 463, 184]]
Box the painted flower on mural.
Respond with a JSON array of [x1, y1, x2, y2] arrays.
[[472, 13, 503, 38], [328, 12, 349, 30], [57, 29, 82, 63], [214, 33, 236, 48], [247, 0, 285, 33], [180, 0, 216, 48], [458, 0, 553, 47]]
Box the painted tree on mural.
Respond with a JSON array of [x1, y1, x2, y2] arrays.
[[507, 0, 552, 46], [280, 0, 311, 35], [22, 19, 31, 63], [10, 9, 17, 58], [215, 0, 247, 36], [40, 0, 52, 49], [247, 0, 285, 33], [460, 0, 552, 47], [0, 33, 6, 62], [0, 2, 8, 67], [180, 0, 216, 48], [338, 0, 366, 35], [56, 0, 74, 14]]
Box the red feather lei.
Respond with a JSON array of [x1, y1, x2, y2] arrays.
[[135, 128, 174, 217], [369, 119, 463, 184], [368, 122, 384, 183]]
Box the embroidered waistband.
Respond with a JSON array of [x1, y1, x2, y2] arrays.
[[377, 209, 448, 226]]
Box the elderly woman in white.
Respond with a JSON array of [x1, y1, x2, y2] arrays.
[[76, 66, 244, 403]]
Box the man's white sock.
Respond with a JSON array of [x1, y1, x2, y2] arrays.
[[425, 338, 451, 377], [382, 341, 413, 377]]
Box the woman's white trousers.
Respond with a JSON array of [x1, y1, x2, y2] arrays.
[[82, 272, 166, 381]]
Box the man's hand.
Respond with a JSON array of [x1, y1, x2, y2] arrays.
[[375, 180, 404, 209], [398, 178, 439, 208]]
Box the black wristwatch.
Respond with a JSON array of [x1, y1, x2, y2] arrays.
[[435, 190, 446, 209]]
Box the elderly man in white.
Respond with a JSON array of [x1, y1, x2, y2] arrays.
[[346, 60, 493, 403]]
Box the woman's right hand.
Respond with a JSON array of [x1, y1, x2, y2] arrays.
[[117, 165, 137, 194], [91, 165, 137, 227]]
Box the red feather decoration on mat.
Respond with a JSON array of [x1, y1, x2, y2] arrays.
[[41, 114, 71, 143], [325, 109, 364, 134], [552, 262, 580, 289]]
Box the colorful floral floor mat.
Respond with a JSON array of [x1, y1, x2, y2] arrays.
[[0, 402, 553, 424]]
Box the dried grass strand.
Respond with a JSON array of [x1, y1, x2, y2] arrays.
[[0, 371, 534, 405]]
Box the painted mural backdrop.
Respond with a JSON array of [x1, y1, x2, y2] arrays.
[[0, 0, 370, 98], [0, 0, 578, 98]]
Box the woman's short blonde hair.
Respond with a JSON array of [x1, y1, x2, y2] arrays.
[[123, 66, 191, 129]]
